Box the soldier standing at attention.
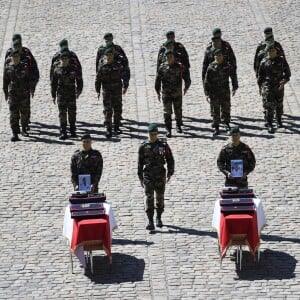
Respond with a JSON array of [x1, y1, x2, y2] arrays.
[[204, 48, 238, 136], [5, 34, 39, 131], [217, 126, 256, 189], [71, 134, 103, 193], [138, 124, 175, 230], [3, 49, 31, 141], [257, 44, 291, 133], [95, 48, 130, 138], [51, 50, 83, 140], [155, 49, 191, 137]]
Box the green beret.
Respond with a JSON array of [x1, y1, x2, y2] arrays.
[[265, 34, 274, 41], [214, 48, 222, 55], [104, 32, 113, 39], [81, 134, 92, 140], [164, 39, 174, 47], [212, 28, 221, 37], [165, 49, 174, 56], [12, 34, 22, 42], [104, 47, 114, 55], [12, 39, 22, 46], [266, 43, 275, 51], [59, 39, 68, 48], [147, 123, 158, 132], [229, 126, 240, 135], [166, 31, 175, 37], [264, 27, 273, 34]]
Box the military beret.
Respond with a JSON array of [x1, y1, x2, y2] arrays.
[[104, 47, 114, 55], [12, 39, 22, 46], [214, 48, 222, 55], [12, 34, 22, 42], [229, 126, 240, 135], [265, 34, 274, 41], [212, 28, 221, 37], [166, 31, 175, 37], [164, 39, 174, 47], [104, 32, 113, 39], [147, 123, 158, 132], [81, 134, 92, 140], [59, 39, 68, 48], [165, 49, 174, 56], [266, 43, 276, 51], [264, 27, 273, 34], [11, 48, 20, 56]]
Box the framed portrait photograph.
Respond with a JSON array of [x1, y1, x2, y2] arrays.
[[230, 159, 243, 178], [78, 174, 91, 192]]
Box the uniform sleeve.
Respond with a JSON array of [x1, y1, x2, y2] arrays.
[[182, 65, 191, 91], [202, 50, 210, 82], [203, 66, 212, 96], [217, 148, 229, 176], [157, 47, 165, 72], [257, 61, 265, 87], [3, 67, 9, 97], [50, 53, 58, 81], [253, 44, 262, 72], [137, 144, 144, 181], [245, 146, 256, 175], [226, 42, 237, 70], [121, 65, 130, 89], [51, 69, 58, 98], [75, 67, 83, 95], [164, 143, 175, 177], [283, 59, 291, 83], [116, 45, 129, 67], [71, 153, 79, 187], [229, 64, 238, 91], [95, 67, 102, 93], [93, 151, 103, 185], [26, 49, 39, 90], [155, 68, 162, 94], [96, 47, 103, 73], [178, 43, 190, 69]]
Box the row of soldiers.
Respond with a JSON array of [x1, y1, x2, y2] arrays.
[[2, 27, 291, 141]]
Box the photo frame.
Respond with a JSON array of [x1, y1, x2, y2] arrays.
[[230, 159, 243, 178], [78, 174, 91, 192]]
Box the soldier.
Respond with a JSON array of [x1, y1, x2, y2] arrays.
[[51, 50, 83, 140], [138, 123, 175, 230], [5, 34, 39, 130], [157, 30, 190, 72], [50, 39, 82, 81], [155, 49, 191, 137], [217, 126, 256, 188], [204, 48, 238, 136], [95, 48, 130, 138], [254, 27, 285, 75], [257, 44, 291, 133], [202, 28, 236, 82], [3, 49, 31, 141], [96, 32, 128, 73], [71, 134, 103, 193]]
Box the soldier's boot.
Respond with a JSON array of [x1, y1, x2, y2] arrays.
[[26, 125, 30, 131], [224, 122, 231, 132], [146, 212, 155, 231], [156, 211, 163, 228], [70, 126, 77, 137], [114, 124, 122, 135], [21, 127, 29, 137], [176, 123, 182, 133], [59, 130, 68, 140], [277, 115, 283, 128], [165, 124, 172, 138], [106, 127, 113, 138], [263, 112, 268, 127], [213, 126, 220, 136], [11, 133, 20, 142], [267, 121, 275, 134]]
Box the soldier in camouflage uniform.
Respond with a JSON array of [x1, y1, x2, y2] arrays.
[[155, 49, 191, 137], [5, 34, 39, 130], [71, 134, 103, 193], [157, 31, 190, 72], [50, 39, 82, 81], [202, 28, 237, 83], [138, 123, 175, 230], [204, 48, 238, 136], [95, 48, 130, 138], [257, 44, 291, 133], [51, 50, 83, 140], [217, 126, 256, 188], [3, 49, 31, 141]]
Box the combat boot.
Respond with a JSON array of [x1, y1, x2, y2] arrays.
[[114, 124, 122, 135], [224, 122, 231, 132], [59, 132, 68, 140], [70, 126, 77, 137], [213, 126, 220, 136], [267, 123, 274, 134], [11, 133, 20, 142], [176, 124, 182, 133], [277, 116, 283, 128], [21, 127, 29, 137], [146, 212, 155, 231], [106, 128, 112, 138], [156, 212, 163, 228], [165, 125, 172, 138]]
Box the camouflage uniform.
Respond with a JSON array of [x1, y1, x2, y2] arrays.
[[3, 59, 31, 136], [71, 148, 103, 192], [138, 138, 174, 220], [51, 62, 83, 135], [157, 41, 190, 72], [257, 55, 291, 126], [202, 39, 237, 82], [204, 60, 238, 128], [217, 141, 256, 188], [95, 58, 130, 131], [155, 61, 191, 131]]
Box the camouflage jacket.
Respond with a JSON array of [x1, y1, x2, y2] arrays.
[[50, 50, 82, 81], [3, 61, 30, 98], [157, 42, 190, 72], [71, 148, 103, 186], [95, 60, 130, 92], [138, 139, 175, 180], [202, 40, 237, 82], [217, 141, 256, 176], [51, 63, 83, 98], [257, 55, 291, 88], [204, 61, 238, 96], [96, 43, 128, 72], [254, 40, 285, 73], [155, 61, 191, 96]]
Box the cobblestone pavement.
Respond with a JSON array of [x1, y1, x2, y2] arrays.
[[0, 0, 299, 299]]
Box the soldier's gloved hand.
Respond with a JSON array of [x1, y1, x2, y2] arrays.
[[278, 80, 285, 91], [183, 88, 188, 95], [232, 89, 236, 97], [76, 91, 81, 99], [74, 185, 79, 191], [167, 175, 172, 183], [4, 94, 8, 102], [206, 96, 210, 103], [90, 184, 96, 193], [122, 88, 127, 95], [53, 97, 56, 104], [30, 89, 35, 98], [227, 172, 233, 180], [157, 93, 161, 102], [140, 180, 144, 188]]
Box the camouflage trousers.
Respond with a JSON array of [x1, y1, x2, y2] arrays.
[[8, 96, 30, 134], [57, 96, 76, 133], [102, 90, 122, 129], [162, 93, 182, 129], [262, 84, 284, 122], [144, 175, 166, 215], [210, 92, 231, 127]]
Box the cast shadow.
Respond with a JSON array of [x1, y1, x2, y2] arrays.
[[112, 238, 154, 246], [161, 224, 217, 238], [85, 252, 145, 283]]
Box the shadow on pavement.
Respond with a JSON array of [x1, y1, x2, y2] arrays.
[[85, 253, 145, 283], [113, 238, 154, 246], [163, 224, 217, 238]]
